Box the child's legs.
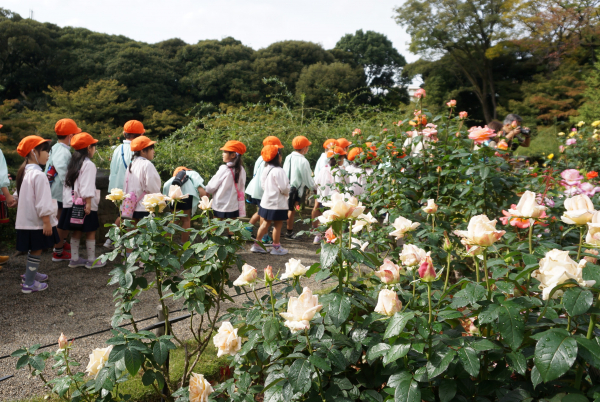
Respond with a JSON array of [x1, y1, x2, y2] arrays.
[[272, 221, 284, 244], [24, 249, 42, 285], [71, 231, 82, 260], [249, 212, 260, 226], [287, 208, 296, 230], [114, 216, 121, 226], [85, 231, 97, 261], [29, 249, 42, 257], [256, 219, 273, 242], [180, 211, 192, 244], [55, 207, 67, 247], [311, 201, 322, 228]]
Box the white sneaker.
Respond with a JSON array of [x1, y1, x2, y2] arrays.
[[313, 234, 322, 244], [103, 239, 115, 250], [250, 244, 267, 254], [270, 246, 289, 256]]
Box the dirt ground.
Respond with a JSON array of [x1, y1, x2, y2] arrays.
[[0, 220, 330, 401]]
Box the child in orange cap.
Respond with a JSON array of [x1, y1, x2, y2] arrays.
[[251, 145, 290, 255], [337, 138, 352, 167], [346, 147, 368, 197], [124, 136, 161, 219], [312, 146, 349, 243], [245, 136, 284, 243], [314, 139, 339, 177], [57, 133, 104, 269], [162, 166, 207, 244], [14, 135, 55, 293], [282, 135, 315, 239], [104, 120, 145, 249], [206, 140, 247, 219]]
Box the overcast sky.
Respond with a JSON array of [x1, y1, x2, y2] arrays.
[[5, 0, 417, 62]]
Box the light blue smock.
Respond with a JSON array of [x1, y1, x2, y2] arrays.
[[108, 141, 133, 191], [45, 142, 71, 202], [245, 156, 266, 200], [162, 170, 205, 215]]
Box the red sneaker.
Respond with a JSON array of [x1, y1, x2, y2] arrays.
[[52, 251, 71, 262], [62, 242, 71, 251]]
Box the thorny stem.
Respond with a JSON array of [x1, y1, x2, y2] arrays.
[[528, 221, 534, 254], [426, 282, 433, 361], [474, 256, 480, 283], [411, 270, 417, 308], [443, 252, 452, 294], [577, 226, 585, 261], [268, 281, 277, 317], [482, 249, 491, 301]]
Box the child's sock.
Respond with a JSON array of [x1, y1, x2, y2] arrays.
[[86, 240, 96, 262], [53, 245, 63, 256], [273, 243, 281, 249], [71, 238, 80, 260], [25, 253, 41, 286]]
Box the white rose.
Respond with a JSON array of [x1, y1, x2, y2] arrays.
[[106, 188, 127, 202], [189, 373, 214, 402], [562, 194, 596, 225], [198, 196, 213, 210], [389, 216, 420, 239], [233, 264, 258, 286], [212, 322, 242, 357], [587, 211, 600, 246], [352, 212, 378, 233], [321, 193, 365, 220], [399, 244, 428, 267], [168, 185, 189, 202], [454, 214, 505, 247], [58, 333, 69, 350], [423, 199, 438, 214], [532, 249, 595, 300], [374, 258, 404, 284], [280, 258, 308, 279], [141, 193, 170, 213], [85, 345, 113, 378], [374, 289, 402, 316], [351, 238, 369, 251], [508, 191, 546, 218], [280, 287, 323, 333]]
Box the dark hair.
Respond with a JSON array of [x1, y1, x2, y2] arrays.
[[124, 133, 141, 140], [226, 152, 244, 183], [65, 146, 95, 188], [487, 120, 503, 134], [129, 144, 155, 172], [16, 142, 51, 195], [266, 150, 282, 168]]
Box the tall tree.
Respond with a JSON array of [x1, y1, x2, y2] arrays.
[[334, 30, 407, 91], [395, 0, 518, 122]]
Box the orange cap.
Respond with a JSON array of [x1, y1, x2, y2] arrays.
[[71, 133, 98, 150], [337, 138, 352, 148], [17, 135, 51, 157], [55, 119, 82, 137], [261, 145, 280, 162], [263, 136, 284, 148], [173, 166, 190, 177], [131, 136, 157, 152], [124, 120, 146, 134], [323, 139, 339, 150], [292, 136, 312, 150], [220, 140, 247, 155], [326, 146, 347, 158], [347, 147, 363, 161]]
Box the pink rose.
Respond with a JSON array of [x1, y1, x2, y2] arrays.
[[560, 169, 584, 188], [459, 111, 468, 119], [414, 88, 426, 99], [559, 145, 566, 153], [566, 139, 577, 146], [418, 254, 436, 282], [446, 99, 457, 107], [468, 126, 497, 145]]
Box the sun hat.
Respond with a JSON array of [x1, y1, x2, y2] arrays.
[[326, 146, 347, 158], [131, 136, 157, 152], [263, 136, 284, 148], [71, 133, 98, 151], [173, 166, 191, 177], [55, 119, 82, 137], [220, 140, 247, 155], [124, 120, 146, 134], [17, 135, 51, 157], [322, 139, 339, 150], [292, 136, 312, 150], [261, 145, 280, 162], [347, 147, 363, 161], [337, 138, 352, 148]]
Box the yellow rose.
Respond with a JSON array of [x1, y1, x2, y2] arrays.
[[570, 131, 577, 137], [592, 121, 600, 127], [558, 132, 565, 136], [547, 153, 554, 160], [577, 121, 585, 127], [106, 188, 126, 202]]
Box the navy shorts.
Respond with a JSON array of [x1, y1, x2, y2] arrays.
[[57, 208, 100, 232], [16, 227, 61, 252], [258, 207, 288, 221], [214, 210, 239, 219]]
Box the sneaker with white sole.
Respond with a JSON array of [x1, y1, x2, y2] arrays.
[[52, 251, 71, 262], [313, 234, 322, 244], [86, 259, 107, 269], [270, 246, 289, 256], [68, 258, 88, 268], [21, 280, 48, 294], [21, 273, 48, 283], [250, 244, 267, 254], [103, 239, 115, 250]]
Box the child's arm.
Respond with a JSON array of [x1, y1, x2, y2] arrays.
[[198, 187, 207, 197], [1, 186, 15, 207], [41, 215, 52, 236], [85, 198, 92, 215]]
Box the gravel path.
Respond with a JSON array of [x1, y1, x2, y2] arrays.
[[0, 222, 329, 401]]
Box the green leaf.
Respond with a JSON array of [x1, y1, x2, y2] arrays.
[[29, 356, 45, 372], [384, 312, 415, 340], [327, 348, 348, 370], [326, 293, 351, 326], [384, 344, 411, 366], [309, 355, 331, 371], [576, 337, 600, 369], [288, 358, 312, 394], [153, 341, 170, 366], [124, 348, 142, 376], [563, 287, 593, 316], [11, 348, 28, 358], [439, 379, 457, 402], [16, 355, 29, 369], [457, 347, 479, 377], [320, 242, 339, 270], [367, 343, 391, 361], [426, 349, 456, 379], [497, 304, 524, 350], [142, 370, 156, 386], [531, 366, 542, 389], [263, 317, 279, 342], [361, 389, 383, 402], [507, 351, 527, 376], [394, 374, 420, 402], [534, 328, 578, 383], [562, 394, 589, 402], [95, 367, 110, 392]]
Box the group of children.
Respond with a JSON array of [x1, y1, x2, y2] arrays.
[[0, 116, 375, 293]]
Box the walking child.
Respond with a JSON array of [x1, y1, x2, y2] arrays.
[[251, 145, 290, 255], [162, 166, 207, 244], [282, 135, 315, 239], [104, 120, 145, 249], [15, 136, 57, 293], [337, 138, 352, 167], [346, 147, 367, 196], [57, 133, 103, 269], [205, 141, 247, 219], [313, 138, 338, 177]]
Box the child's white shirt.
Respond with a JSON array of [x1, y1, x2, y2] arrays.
[[15, 165, 58, 230], [313, 152, 328, 177], [314, 164, 346, 203], [205, 165, 247, 213], [125, 157, 162, 212], [259, 165, 290, 210], [346, 164, 366, 196], [62, 158, 100, 211]]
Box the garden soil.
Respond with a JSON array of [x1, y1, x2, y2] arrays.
[[0, 221, 333, 401]]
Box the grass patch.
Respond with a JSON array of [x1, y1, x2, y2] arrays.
[[514, 125, 560, 159]]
